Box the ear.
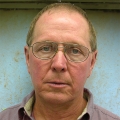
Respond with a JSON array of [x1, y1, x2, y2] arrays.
[[88, 50, 98, 77], [24, 46, 30, 74]]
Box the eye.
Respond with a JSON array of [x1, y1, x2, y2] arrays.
[[70, 47, 82, 55], [40, 45, 52, 52], [34, 44, 52, 53], [72, 48, 79, 54]]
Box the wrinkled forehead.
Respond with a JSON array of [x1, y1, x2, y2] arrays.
[[34, 8, 89, 34], [32, 9, 90, 49]]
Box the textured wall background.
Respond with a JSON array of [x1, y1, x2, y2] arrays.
[[0, 10, 120, 116]]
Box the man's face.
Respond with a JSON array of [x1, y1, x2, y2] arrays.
[[25, 10, 97, 104]]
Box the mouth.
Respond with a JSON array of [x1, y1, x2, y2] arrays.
[[46, 81, 69, 88]]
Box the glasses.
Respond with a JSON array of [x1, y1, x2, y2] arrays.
[[29, 41, 92, 63]]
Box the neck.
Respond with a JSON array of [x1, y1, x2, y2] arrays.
[[33, 95, 87, 120]]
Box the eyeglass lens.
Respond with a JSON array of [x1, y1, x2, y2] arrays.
[[31, 41, 90, 62]]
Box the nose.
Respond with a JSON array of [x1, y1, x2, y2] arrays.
[[51, 51, 67, 72]]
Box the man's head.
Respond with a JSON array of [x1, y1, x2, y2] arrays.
[[24, 3, 97, 105], [26, 3, 97, 52]]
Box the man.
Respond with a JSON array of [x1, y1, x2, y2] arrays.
[[0, 3, 120, 120]]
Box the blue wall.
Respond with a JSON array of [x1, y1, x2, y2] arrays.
[[0, 10, 120, 116]]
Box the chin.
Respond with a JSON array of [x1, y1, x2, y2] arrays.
[[39, 92, 73, 105]]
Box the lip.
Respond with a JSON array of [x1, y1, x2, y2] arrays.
[[46, 81, 69, 88]]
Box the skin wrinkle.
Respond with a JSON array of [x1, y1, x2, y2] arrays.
[[24, 8, 97, 120], [33, 11, 90, 49]]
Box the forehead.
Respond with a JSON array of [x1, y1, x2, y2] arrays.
[[34, 8, 89, 31], [33, 9, 90, 48]]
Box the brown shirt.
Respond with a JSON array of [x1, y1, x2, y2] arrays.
[[0, 88, 120, 120]]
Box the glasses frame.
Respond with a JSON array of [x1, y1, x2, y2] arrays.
[[28, 41, 92, 63]]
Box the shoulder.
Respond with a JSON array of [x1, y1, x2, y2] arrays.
[[0, 91, 35, 120], [0, 104, 21, 120], [92, 104, 120, 120], [84, 88, 120, 120]]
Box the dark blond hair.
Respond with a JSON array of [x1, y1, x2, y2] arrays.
[[26, 3, 97, 52]]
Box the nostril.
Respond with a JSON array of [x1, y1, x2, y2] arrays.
[[52, 67, 65, 72], [52, 68, 56, 72]]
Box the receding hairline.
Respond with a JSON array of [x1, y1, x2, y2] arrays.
[[27, 3, 88, 46], [34, 7, 89, 35], [26, 3, 97, 51]]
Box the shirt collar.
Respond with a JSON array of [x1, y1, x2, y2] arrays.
[[24, 96, 35, 116], [18, 91, 35, 119]]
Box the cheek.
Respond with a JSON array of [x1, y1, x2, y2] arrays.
[[68, 62, 91, 86], [66, 64, 89, 97], [29, 58, 50, 85]]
